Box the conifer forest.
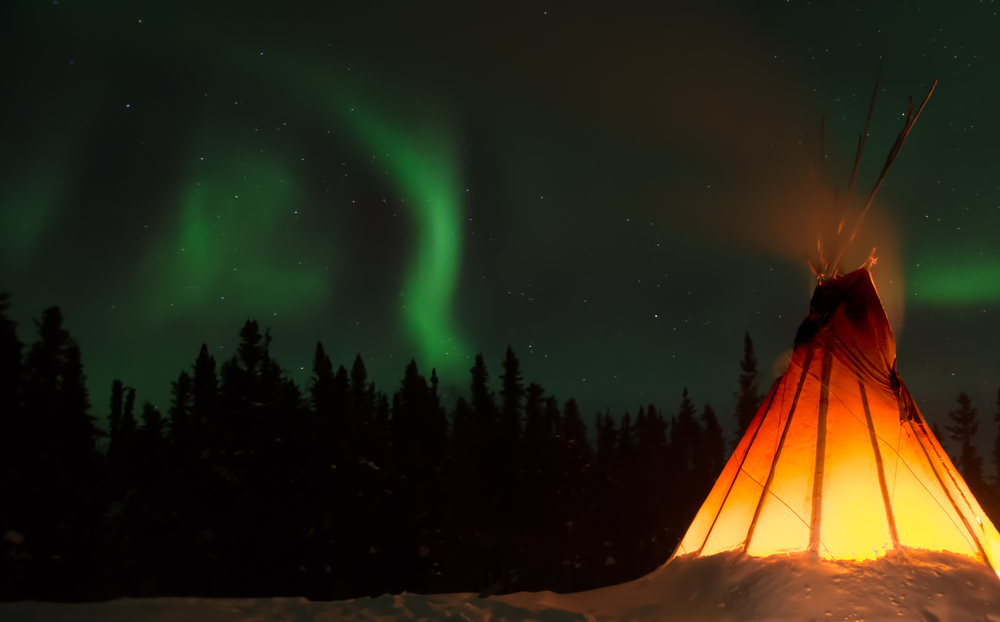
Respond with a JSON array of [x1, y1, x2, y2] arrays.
[[1, 291, 998, 602]]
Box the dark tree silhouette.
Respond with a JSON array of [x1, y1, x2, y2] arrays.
[[612, 411, 638, 576], [499, 346, 524, 441], [516, 383, 557, 589], [668, 390, 707, 553], [455, 353, 506, 589], [469, 353, 497, 435], [120, 386, 138, 472], [549, 398, 593, 592], [524, 382, 559, 482], [349, 353, 378, 459], [596, 410, 618, 472], [9, 307, 102, 600], [948, 392, 986, 499], [495, 347, 526, 584], [697, 403, 726, 485], [107, 380, 124, 459], [307, 340, 347, 595], [671, 389, 702, 477], [733, 332, 762, 446], [593, 410, 623, 583], [191, 344, 218, 453], [309, 342, 336, 429], [168, 372, 194, 455], [631, 404, 670, 572], [138, 402, 165, 467], [389, 360, 449, 593], [214, 320, 307, 595], [0, 292, 21, 422], [5, 295, 897, 601], [0, 293, 24, 600]]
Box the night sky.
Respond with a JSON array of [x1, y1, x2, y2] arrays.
[[2, 1, 998, 447]]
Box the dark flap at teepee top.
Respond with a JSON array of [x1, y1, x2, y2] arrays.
[[794, 268, 896, 393]]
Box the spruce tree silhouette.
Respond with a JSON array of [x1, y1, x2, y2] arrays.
[[2, 290, 877, 601], [349, 354, 369, 409], [332, 365, 350, 447], [343, 353, 390, 599], [670, 390, 705, 549], [116, 385, 138, 495], [696, 403, 726, 487], [496, 347, 525, 586], [374, 391, 390, 442], [128, 402, 168, 596], [595, 411, 617, 463], [469, 352, 498, 498], [220, 320, 267, 475], [60, 341, 95, 459], [550, 398, 592, 592], [163, 368, 211, 596], [521, 384, 554, 490], [103, 379, 136, 596], [217, 320, 307, 596], [307, 342, 360, 597], [191, 344, 218, 456], [168, 372, 194, 456], [15, 307, 102, 600], [593, 410, 623, 584], [948, 392, 986, 499], [634, 403, 670, 573], [349, 354, 378, 459], [613, 410, 643, 581], [447, 395, 482, 587], [389, 360, 448, 594], [0, 292, 22, 449], [308, 342, 337, 455], [517, 383, 558, 589], [0, 293, 25, 600], [617, 412, 634, 476], [107, 380, 124, 461], [122, 387, 137, 443], [733, 332, 763, 446], [498, 347, 524, 441], [671, 390, 701, 476], [139, 399, 165, 446], [463, 353, 502, 589]]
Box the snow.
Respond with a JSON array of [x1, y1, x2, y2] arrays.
[[4, 549, 1000, 621]]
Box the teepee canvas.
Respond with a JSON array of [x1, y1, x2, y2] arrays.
[[672, 268, 1000, 570]]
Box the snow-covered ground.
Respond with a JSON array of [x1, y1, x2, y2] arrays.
[[5, 549, 1000, 621]]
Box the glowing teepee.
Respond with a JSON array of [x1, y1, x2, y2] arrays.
[[672, 267, 1000, 569]]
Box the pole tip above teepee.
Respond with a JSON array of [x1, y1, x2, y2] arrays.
[[809, 75, 937, 284]]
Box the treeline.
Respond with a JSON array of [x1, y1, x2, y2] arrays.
[[5, 293, 1000, 602], [944, 390, 1000, 519], [0, 293, 756, 601]]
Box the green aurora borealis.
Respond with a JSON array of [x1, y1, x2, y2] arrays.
[[141, 44, 470, 377], [2, 0, 1000, 439], [342, 110, 468, 366]]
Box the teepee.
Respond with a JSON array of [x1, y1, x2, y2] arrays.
[[672, 268, 1000, 570]]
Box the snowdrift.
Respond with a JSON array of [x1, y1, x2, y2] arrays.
[[4, 549, 1000, 621]]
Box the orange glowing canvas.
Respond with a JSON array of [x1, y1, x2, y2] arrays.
[[672, 268, 1000, 570]]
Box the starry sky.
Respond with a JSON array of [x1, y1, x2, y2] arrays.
[[2, 0, 998, 448]]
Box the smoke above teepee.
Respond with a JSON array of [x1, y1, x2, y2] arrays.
[[713, 170, 908, 335], [527, 6, 913, 332]]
